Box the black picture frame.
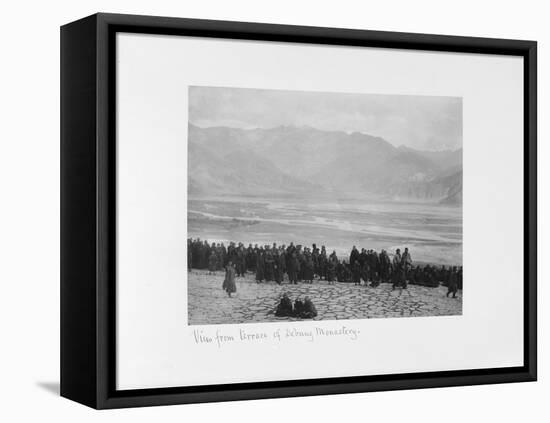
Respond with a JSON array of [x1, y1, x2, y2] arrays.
[[60, 12, 537, 409]]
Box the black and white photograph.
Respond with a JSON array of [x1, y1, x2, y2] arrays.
[[187, 86, 463, 325], [110, 25, 529, 402]]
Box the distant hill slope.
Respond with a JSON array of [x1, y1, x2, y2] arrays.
[[188, 123, 462, 204]]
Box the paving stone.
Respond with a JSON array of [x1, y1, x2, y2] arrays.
[[188, 270, 462, 325]]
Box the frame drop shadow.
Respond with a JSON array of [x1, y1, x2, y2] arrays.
[[36, 381, 60, 396]]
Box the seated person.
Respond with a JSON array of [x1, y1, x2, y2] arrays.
[[275, 293, 293, 317], [293, 298, 305, 317], [300, 296, 318, 319]]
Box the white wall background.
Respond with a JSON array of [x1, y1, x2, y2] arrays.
[[0, 0, 546, 421]]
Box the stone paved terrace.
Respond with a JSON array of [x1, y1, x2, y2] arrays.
[[188, 269, 462, 325]]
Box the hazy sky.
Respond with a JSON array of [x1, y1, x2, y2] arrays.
[[189, 86, 462, 151]]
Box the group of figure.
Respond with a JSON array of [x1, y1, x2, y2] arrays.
[[188, 238, 462, 298], [274, 293, 318, 319]]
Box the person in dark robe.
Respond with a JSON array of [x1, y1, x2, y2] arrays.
[[249, 244, 258, 271], [220, 243, 227, 268], [359, 248, 367, 268], [187, 239, 193, 271], [327, 260, 336, 285], [246, 244, 254, 272], [208, 252, 217, 274], [352, 259, 362, 285], [198, 241, 207, 269], [264, 249, 274, 281], [413, 266, 423, 286], [286, 242, 296, 269], [439, 265, 448, 286], [297, 247, 305, 281], [275, 293, 293, 317], [295, 253, 302, 283], [361, 260, 370, 285], [379, 249, 390, 283], [293, 298, 305, 317], [273, 263, 283, 285], [304, 253, 314, 284], [312, 244, 320, 277], [222, 261, 237, 297], [401, 247, 412, 287], [336, 261, 345, 282], [373, 251, 381, 282], [224, 244, 232, 270], [278, 249, 287, 281], [255, 250, 265, 283], [392, 249, 403, 289], [300, 296, 318, 319], [367, 250, 378, 283], [204, 241, 213, 269], [319, 246, 327, 279], [236, 246, 246, 277], [447, 266, 459, 298], [424, 265, 438, 287], [287, 253, 299, 284], [349, 246, 359, 270], [343, 262, 352, 282]]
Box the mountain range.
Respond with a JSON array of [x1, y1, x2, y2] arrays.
[[188, 123, 462, 205]]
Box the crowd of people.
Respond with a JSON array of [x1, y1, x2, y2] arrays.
[[188, 238, 463, 297]]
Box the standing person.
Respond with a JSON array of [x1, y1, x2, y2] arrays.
[[367, 250, 377, 283], [208, 251, 217, 275], [372, 250, 381, 284], [286, 242, 296, 270], [359, 248, 367, 268], [447, 266, 459, 298], [236, 246, 246, 277], [255, 248, 265, 283], [336, 260, 345, 282], [361, 260, 370, 285], [319, 246, 327, 279], [352, 259, 362, 286], [220, 243, 227, 268], [187, 239, 193, 272], [401, 247, 412, 287], [246, 244, 255, 272], [312, 244, 320, 278], [439, 265, 448, 286], [222, 260, 237, 297], [295, 246, 304, 282], [204, 241, 212, 269], [392, 249, 403, 289], [273, 262, 283, 285], [264, 248, 274, 281], [379, 249, 390, 282], [304, 252, 314, 284], [251, 244, 259, 272], [288, 253, 299, 284], [278, 248, 287, 281], [198, 241, 207, 269], [327, 259, 336, 285], [349, 246, 359, 269]]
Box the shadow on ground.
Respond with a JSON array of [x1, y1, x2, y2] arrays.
[[36, 381, 60, 396]]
